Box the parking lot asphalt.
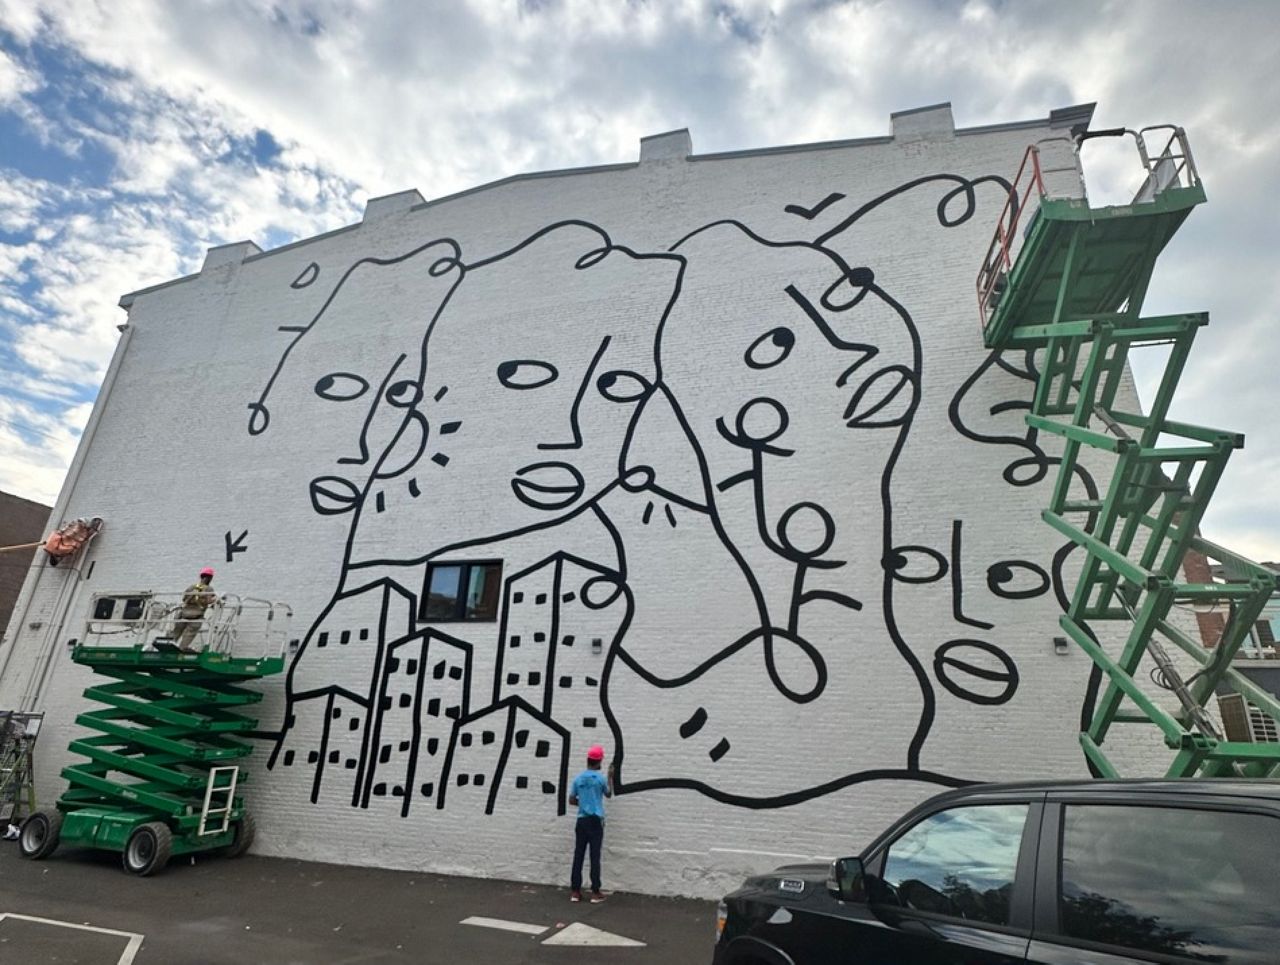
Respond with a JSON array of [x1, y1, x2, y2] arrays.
[[0, 842, 718, 964]]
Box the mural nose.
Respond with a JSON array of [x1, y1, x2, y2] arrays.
[[538, 335, 611, 450], [620, 386, 706, 507], [377, 412, 428, 477], [537, 429, 583, 451]]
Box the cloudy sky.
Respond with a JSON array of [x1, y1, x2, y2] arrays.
[[0, 0, 1277, 559]]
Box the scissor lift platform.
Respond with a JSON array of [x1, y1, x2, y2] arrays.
[[976, 125, 1280, 780], [980, 185, 1204, 350], [18, 593, 289, 875]]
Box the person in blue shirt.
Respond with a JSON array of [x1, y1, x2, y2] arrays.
[[568, 744, 614, 902]]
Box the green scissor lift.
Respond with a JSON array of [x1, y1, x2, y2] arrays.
[[18, 592, 288, 875], [976, 125, 1280, 779]]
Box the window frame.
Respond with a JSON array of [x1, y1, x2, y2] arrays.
[[420, 560, 504, 623], [863, 793, 1042, 936], [1035, 795, 1280, 964]]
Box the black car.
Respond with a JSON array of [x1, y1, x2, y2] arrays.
[[713, 779, 1279, 964]]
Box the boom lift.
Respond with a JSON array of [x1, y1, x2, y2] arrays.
[[977, 124, 1280, 778]]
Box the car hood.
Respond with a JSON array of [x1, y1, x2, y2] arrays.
[[740, 862, 831, 895]]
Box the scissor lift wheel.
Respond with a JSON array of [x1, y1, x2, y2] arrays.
[[18, 809, 63, 860], [223, 810, 256, 859], [123, 822, 172, 876]]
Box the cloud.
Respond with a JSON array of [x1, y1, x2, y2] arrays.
[[0, 43, 37, 104], [0, 0, 1276, 557], [0, 393, 88, 503]]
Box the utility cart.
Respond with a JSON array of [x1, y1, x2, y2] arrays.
[[18, 591, 290, 875]]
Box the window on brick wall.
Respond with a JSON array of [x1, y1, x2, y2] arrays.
[[421, 561, 503, 622], [1254, 619, 1275, 648]]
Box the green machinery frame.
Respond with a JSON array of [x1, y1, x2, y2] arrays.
[[57, 646, 282, 853], [976, 125, 1280, 779], [19, 593, 286, 874]]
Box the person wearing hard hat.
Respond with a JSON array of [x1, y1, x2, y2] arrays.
[[568, 744, 614, 903], [171, 567, 217, 652]]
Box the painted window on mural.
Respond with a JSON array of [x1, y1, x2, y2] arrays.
[[422, 562, 503, 622]]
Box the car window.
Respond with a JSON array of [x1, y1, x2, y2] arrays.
[[880, 803, 1028, 925], [1060, 804, 1278, 964]]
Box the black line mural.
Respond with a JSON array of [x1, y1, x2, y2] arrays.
[[945, 340, 1105, 758], [224, 529, 248, 562], [248, 170, 1100, 821]]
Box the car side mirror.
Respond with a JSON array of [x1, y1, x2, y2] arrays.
[[827, 856, 869, 903]]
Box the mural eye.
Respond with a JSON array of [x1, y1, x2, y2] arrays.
[[744, 327, 795, 370], [597, 370, 649, 403], [314, 373, 369, 402], [987, 560, 1050, 600], [885, 545, 948, 584], [386, 380, 423, 408], [497, 360, 558, 390]]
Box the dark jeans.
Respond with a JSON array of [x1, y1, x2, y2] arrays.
[[571, 815, 604, 892]]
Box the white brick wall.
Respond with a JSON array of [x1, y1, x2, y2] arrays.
[[0, 105, 1199, 898]]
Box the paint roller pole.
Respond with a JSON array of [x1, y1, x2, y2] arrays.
[[0, 542, 45, 554]]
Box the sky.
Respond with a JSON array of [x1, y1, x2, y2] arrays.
[[0, 0, 1277, 560]]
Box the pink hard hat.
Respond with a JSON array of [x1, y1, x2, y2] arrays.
[[199, 567, 215, 578], [586, 745, 605, 761]]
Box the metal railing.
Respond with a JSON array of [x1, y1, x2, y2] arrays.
[[1132, 125, 1201, 202], [974, 136, 1075, 329], [80, 592, 292, 661], [975, 125, 1201, 332]]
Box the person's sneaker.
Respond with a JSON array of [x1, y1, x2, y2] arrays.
[[590, 891, 607, 903], [570, 890, 582, 902]]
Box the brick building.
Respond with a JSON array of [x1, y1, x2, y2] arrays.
[[1185, 549, 1280, 709], [0, 102, 1199, 897], [0, 490, 51, 647]]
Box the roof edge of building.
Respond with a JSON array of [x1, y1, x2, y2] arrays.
[[117, 101, 1096, 306], [0, 489, 53, 515]]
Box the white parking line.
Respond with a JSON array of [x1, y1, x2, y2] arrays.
[[459, 915, 549, 935], [0, 913, 145, 965]]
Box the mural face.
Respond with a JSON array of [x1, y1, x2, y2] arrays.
[[930, 347, 1103, 748], [250, 242, 464, 526], [594, 222, 932, 800], [660, 224, 917, 611], [348, 224, 681, 569], [249, 168, 1096, 823]]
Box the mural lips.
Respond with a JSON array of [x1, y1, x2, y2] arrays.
[[844, 365, 917, 428], [511, 461, 587, 510], [310, 475, 362, 515]]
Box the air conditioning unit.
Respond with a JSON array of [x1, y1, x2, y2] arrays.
[[1218, 693, 1280, 743]]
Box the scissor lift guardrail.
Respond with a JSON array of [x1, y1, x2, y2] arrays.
[[976, 125, 1280, 779]]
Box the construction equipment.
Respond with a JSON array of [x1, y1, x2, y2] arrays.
[[17, 591, 290, 875], [976, 124, 1280, 779], [0, 711, 42, 836]]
